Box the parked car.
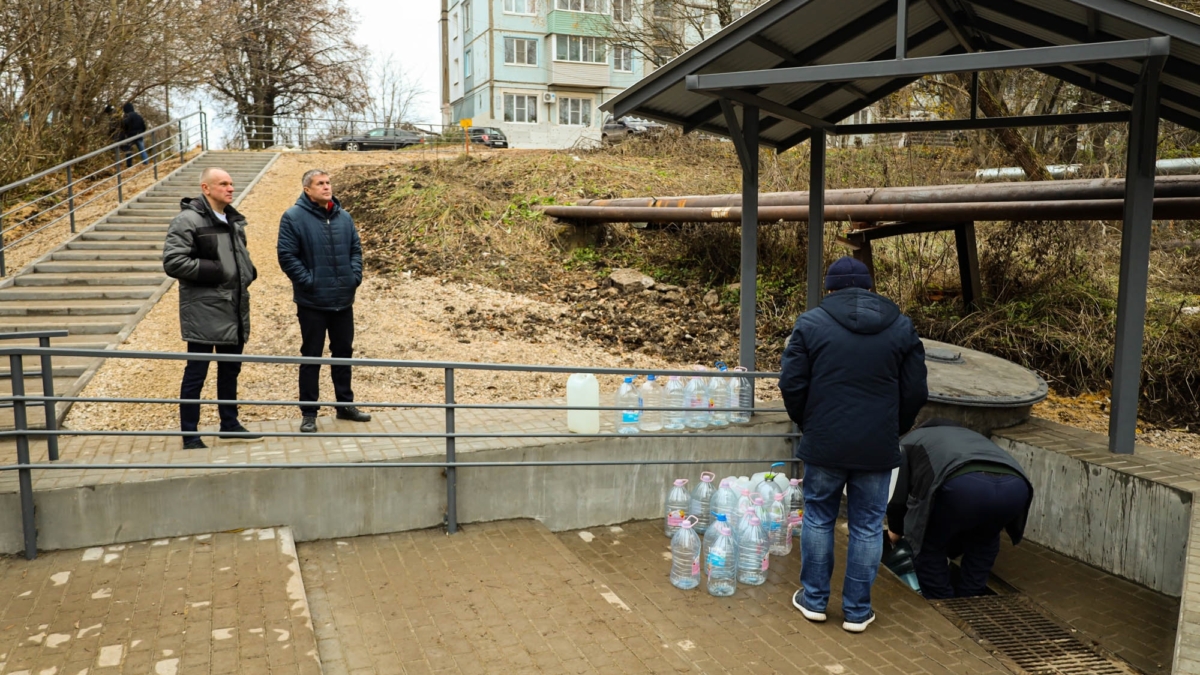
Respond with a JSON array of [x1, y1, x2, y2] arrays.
[[468, 127, 508, 148], [332, 128, 424, 151], [602, 116, 666, 142]]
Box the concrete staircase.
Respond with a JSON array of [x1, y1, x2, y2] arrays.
[[0, 151, 278, 427]]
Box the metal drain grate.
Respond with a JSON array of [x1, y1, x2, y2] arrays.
[[939, 595, 1132, 675]]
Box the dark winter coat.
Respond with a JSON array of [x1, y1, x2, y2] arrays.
[[119, 104, 146, 141], [163, 197, 257, 345], [778, 288, 928, 472], [276, 194, 363, 311], [886, 424, 1034, 556]]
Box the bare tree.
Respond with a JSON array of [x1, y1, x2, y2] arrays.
[[609, 0, 762, 67], [207, 0, 368, 149], [365, 54, 426, 128]]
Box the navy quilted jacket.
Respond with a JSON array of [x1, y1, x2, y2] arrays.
[[277, 193, 363, 311]]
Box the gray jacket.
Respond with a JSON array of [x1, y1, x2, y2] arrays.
[[163, 196, 256, 345]]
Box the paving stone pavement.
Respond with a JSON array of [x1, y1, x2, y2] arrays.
[[0, 527, 320, 674], [992, 538, 1180, 674]]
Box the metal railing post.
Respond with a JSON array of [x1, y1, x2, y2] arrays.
[[39, 336, 58, 461], [10, 353, 37, 559], [445, 367, 457, 534], [201, 112, 208, 151], [66, 165, 76, 233], [178, 120, 185, 158], [152, 131, 159, 180], [115, 148, 124, 203], [0, 210, 6, 277]]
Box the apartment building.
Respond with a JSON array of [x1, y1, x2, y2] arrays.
[[440, 0, 665, 149]]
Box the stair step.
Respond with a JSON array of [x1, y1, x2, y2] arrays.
[[116, 206, 179, 216], [0, 286, 157, 301], [0, 317, 128, 334], [52, 250, 162, 262], [66, 241, 163, 251], [0, 363, 89, 379], [80, 232, 166, 242], [14, 273, 166, 287], [0, 300, 143, 316], [99, 219, 171, 228], [34, 261, 165, 274], [0, 376, 85, 395]]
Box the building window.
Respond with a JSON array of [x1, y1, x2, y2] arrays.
[[504, 37, 538, 66], [651, 46, 674, 66], [559, 98, 591, 126], [612, 0, 632, 22], [463, 1, 472, 32], [504, 0, 536, 13], [504, 94, 538, 123], [555, 35, 607, 63], [652, 0, 672, 18], [555, 0, 609, 13], [464, 49, 472, 78], [613, 45, 633, 72]]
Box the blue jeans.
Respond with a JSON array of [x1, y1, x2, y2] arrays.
[[799, 465, 891, 623], [124, 137, 148, 167]]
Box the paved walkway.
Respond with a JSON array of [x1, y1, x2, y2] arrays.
[[0, 527, 319, 675], [0, 151, 277, 429]]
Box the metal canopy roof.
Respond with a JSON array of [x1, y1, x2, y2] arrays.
[[601, 0, 1200, 151]]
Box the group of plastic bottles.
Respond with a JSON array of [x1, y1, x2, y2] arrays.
[[616, 362, 753, 435], [666, 465, 805, 595]]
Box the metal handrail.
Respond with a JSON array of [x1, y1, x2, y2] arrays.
[[0, 339, 797, 559]]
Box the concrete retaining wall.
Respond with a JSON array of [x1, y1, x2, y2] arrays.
[[995, 434, 1192, 597], [0, 420, 792, 553]]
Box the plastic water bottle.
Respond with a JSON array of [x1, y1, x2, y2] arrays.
[[566, 373, 600, 433], [752, 496, 767, 527], [734, 489, 754, 529], [662, 376, 686, 430], [710, 480, 739, 524], [708, 362, 731, 426], [639, 375, 663, 432], [755, 471, 783, 506], [688, 472, 716, 534], [788, 478, 803, 513], [736, 515, 768, 585], [616, 377, 640, 434], [729, 366, 752, 423], [784, 512, 802, 554], [664, 478, 690, 537], [703, 512, 730, 559], [684, 367, 710, 429], [767, 493, 788, 555], [669, 516, 702, 590], [705, 521, 738, 597]]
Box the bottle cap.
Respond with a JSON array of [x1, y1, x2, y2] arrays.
[[753, 496, 764, 505], [716, 513, 727, 522], [774, 493, 784, 501], [701, 471, 715, 482], [647, 374, 656, 381], [749, 516, 761, 526], [673, 478, 689, 487], [624, 376, 633, 383]]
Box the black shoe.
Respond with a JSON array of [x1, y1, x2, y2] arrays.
[[182, 437, 207, 450], [222, 424, 263, 441], [336, 406, 372, 422], [300, 416, 317, 433]]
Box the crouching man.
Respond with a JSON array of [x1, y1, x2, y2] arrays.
[[886, 419, 1034, 599]]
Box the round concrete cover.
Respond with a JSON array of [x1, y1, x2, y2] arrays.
[[922, 338, 1048, 407]]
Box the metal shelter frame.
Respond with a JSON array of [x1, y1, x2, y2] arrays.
[[600, 0, 1192, 454]]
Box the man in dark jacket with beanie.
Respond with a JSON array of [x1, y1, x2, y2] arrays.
[[277, 169, 371, 433], [163, 167, 260, 449], [119, 102, 148, 167], [887, 419, 1033, 599], [779, 256, 928, 633]]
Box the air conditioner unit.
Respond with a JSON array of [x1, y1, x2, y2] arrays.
[[542, 92, 557, 103]]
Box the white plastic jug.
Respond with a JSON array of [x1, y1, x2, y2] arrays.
[[566, 373, 600, 434]]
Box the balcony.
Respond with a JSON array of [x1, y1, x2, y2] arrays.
[[549, 60, 610, 88]]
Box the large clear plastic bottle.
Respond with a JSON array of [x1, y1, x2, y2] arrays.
[[784, 512, 802, 555], [710, 479, 739, 524], [708, 362, 731, 426], [705, 520, 738, 597], [664, 478, 691, 538], [638, 375, 663, 432], [662, 376, 686, 430], [688, 472, 716, 534], [669, 516, 702, 590], [767, 493, 789, 556], [703, 512, 731, 560], [734, 488, 754, 530], [616, 376, 641, 434], [788, 478, 803, 513], [755, 471, 784, 506], [728, 366, 752, 424], [736, 515, 768, 585], [683, 366, 710, 429]]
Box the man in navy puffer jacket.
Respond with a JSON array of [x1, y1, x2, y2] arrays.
[[277, 169, 372, 433], [779, 257, 928, 633]]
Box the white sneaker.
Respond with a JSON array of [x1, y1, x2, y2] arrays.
[[792, 591, 826, 622], [842, 612, 876, 633]]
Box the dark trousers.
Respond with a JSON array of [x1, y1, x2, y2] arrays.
[[123, 137, 148, 167], [914, 472, 1030, 599], [298, 305, 355, 417], [180, 341, 244, 442]]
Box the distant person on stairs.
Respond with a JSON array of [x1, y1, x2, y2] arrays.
[[163, 167, 261, 450], [119, 102, 149, 167], [276, 168, 371, 434]]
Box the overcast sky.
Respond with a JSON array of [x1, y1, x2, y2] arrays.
[[346, 0, 443, 124]]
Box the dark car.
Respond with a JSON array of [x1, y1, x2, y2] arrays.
[[468, 127, 508, 148], [602, 116, 666, 142], [333, 128, 424, 151]]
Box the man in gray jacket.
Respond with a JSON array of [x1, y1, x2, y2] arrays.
[[163, 167, 260, 449]]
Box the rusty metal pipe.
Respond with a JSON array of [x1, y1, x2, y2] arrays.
[[575, 175, 1200, 208], [539, 197, 1200, 223]]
